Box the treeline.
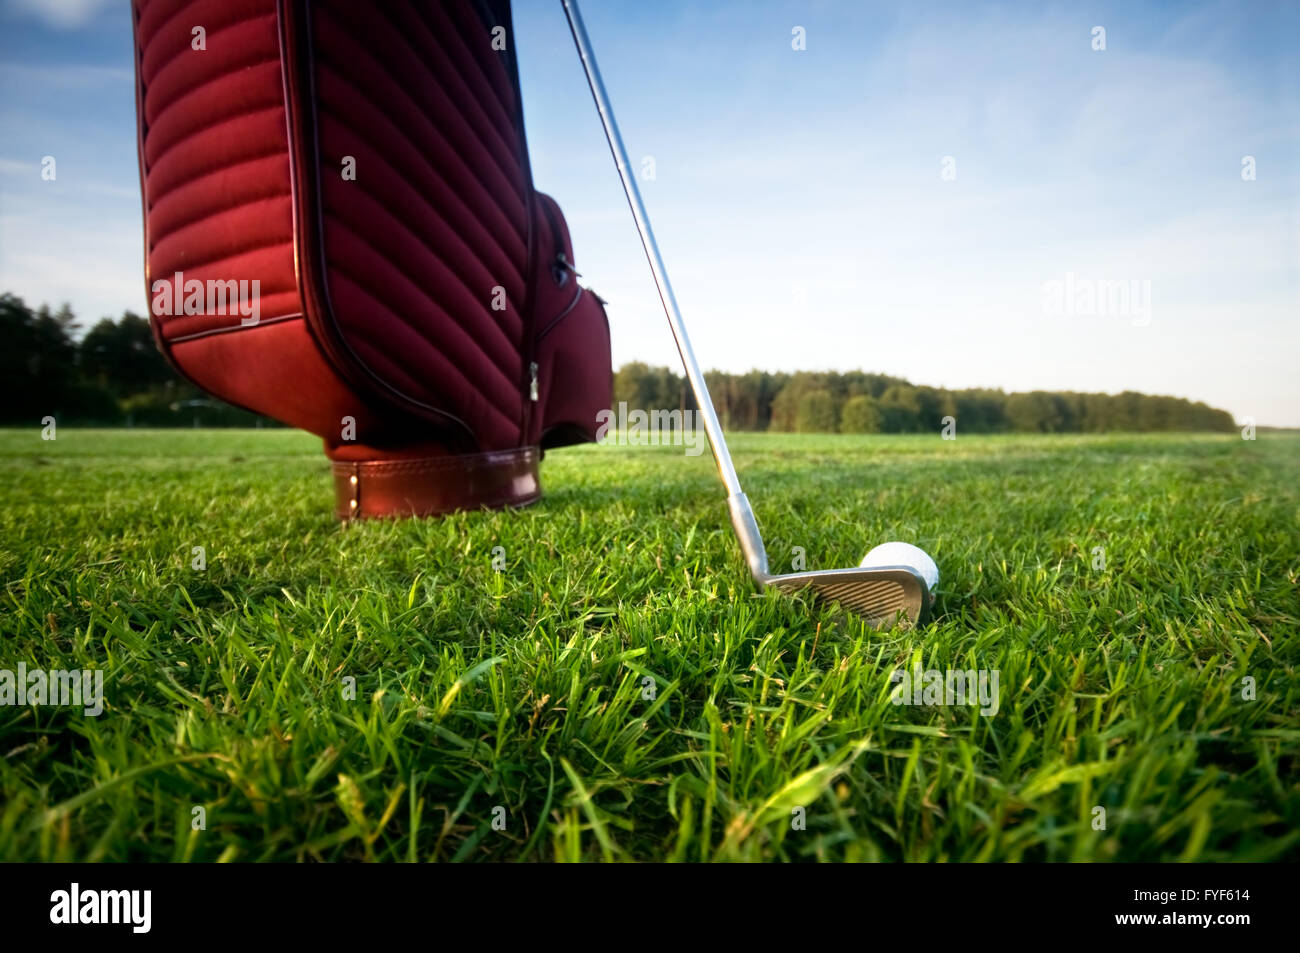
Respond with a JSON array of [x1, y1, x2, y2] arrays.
[[615, 362, 1236, 434], [1, 293, 272, 426], [2, 292, 1236, 433]]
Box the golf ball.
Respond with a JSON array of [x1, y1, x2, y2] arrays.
[[860, 541, 939, 592]]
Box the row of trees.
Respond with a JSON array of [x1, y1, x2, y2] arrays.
[[615, 363, 1236, 434], [0, 293, 268, 425], [2, 292, 1235, 433]]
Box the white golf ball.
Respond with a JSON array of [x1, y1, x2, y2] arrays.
[[860, 541, 939, 592]]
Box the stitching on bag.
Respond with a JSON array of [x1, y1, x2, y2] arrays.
[[332, 447, 538, 476]]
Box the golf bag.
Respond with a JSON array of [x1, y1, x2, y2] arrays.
[[131, 0, 612, 518]]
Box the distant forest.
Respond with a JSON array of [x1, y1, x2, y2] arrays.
[[2, 293, 271, 426], [2, 293, 1236, 432], [617, 365, 1236, 434]]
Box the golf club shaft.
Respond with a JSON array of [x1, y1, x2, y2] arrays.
[[560, 0, 742, 499]]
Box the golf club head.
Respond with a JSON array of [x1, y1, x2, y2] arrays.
[[765, 565, 932, 627]]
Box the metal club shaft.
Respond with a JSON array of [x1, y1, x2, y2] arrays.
[[559, 0, 743, 499]]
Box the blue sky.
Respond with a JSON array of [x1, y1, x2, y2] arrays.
[[1, 0, 1296, 424]]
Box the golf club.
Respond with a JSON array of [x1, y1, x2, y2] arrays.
[[561, 0, 933, 626]]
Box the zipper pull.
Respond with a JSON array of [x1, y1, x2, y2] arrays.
[[551, 252, 581, 287], [555, 252, 581, 277], [529, 361, 539, 401]]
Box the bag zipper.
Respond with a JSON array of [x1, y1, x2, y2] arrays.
[[525, 196, 577, 439]]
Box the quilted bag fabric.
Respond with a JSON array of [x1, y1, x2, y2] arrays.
[[133, 0, 612, 516]]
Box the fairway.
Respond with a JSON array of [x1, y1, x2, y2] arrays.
[[1, 429, 1296, 861]]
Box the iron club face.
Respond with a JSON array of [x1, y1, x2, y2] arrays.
[[764, 565, 932, 627], [727, 494, 933, 626]]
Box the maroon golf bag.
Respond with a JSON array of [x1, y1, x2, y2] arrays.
[[131, 0, 611, 518]]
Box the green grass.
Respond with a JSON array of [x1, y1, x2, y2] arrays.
[[1, 428, 1296, 862]]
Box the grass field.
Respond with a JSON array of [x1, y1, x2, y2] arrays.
[[0, 428, 1296, 862]]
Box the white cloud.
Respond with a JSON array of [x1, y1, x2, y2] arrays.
[[0, 63, 134, 89], [7, 0, 116, 30], [0, 157, 39, 175], [0, 208, 147, 326]]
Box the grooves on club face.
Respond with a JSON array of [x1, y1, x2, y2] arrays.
[[766, 566, 931, 627]]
